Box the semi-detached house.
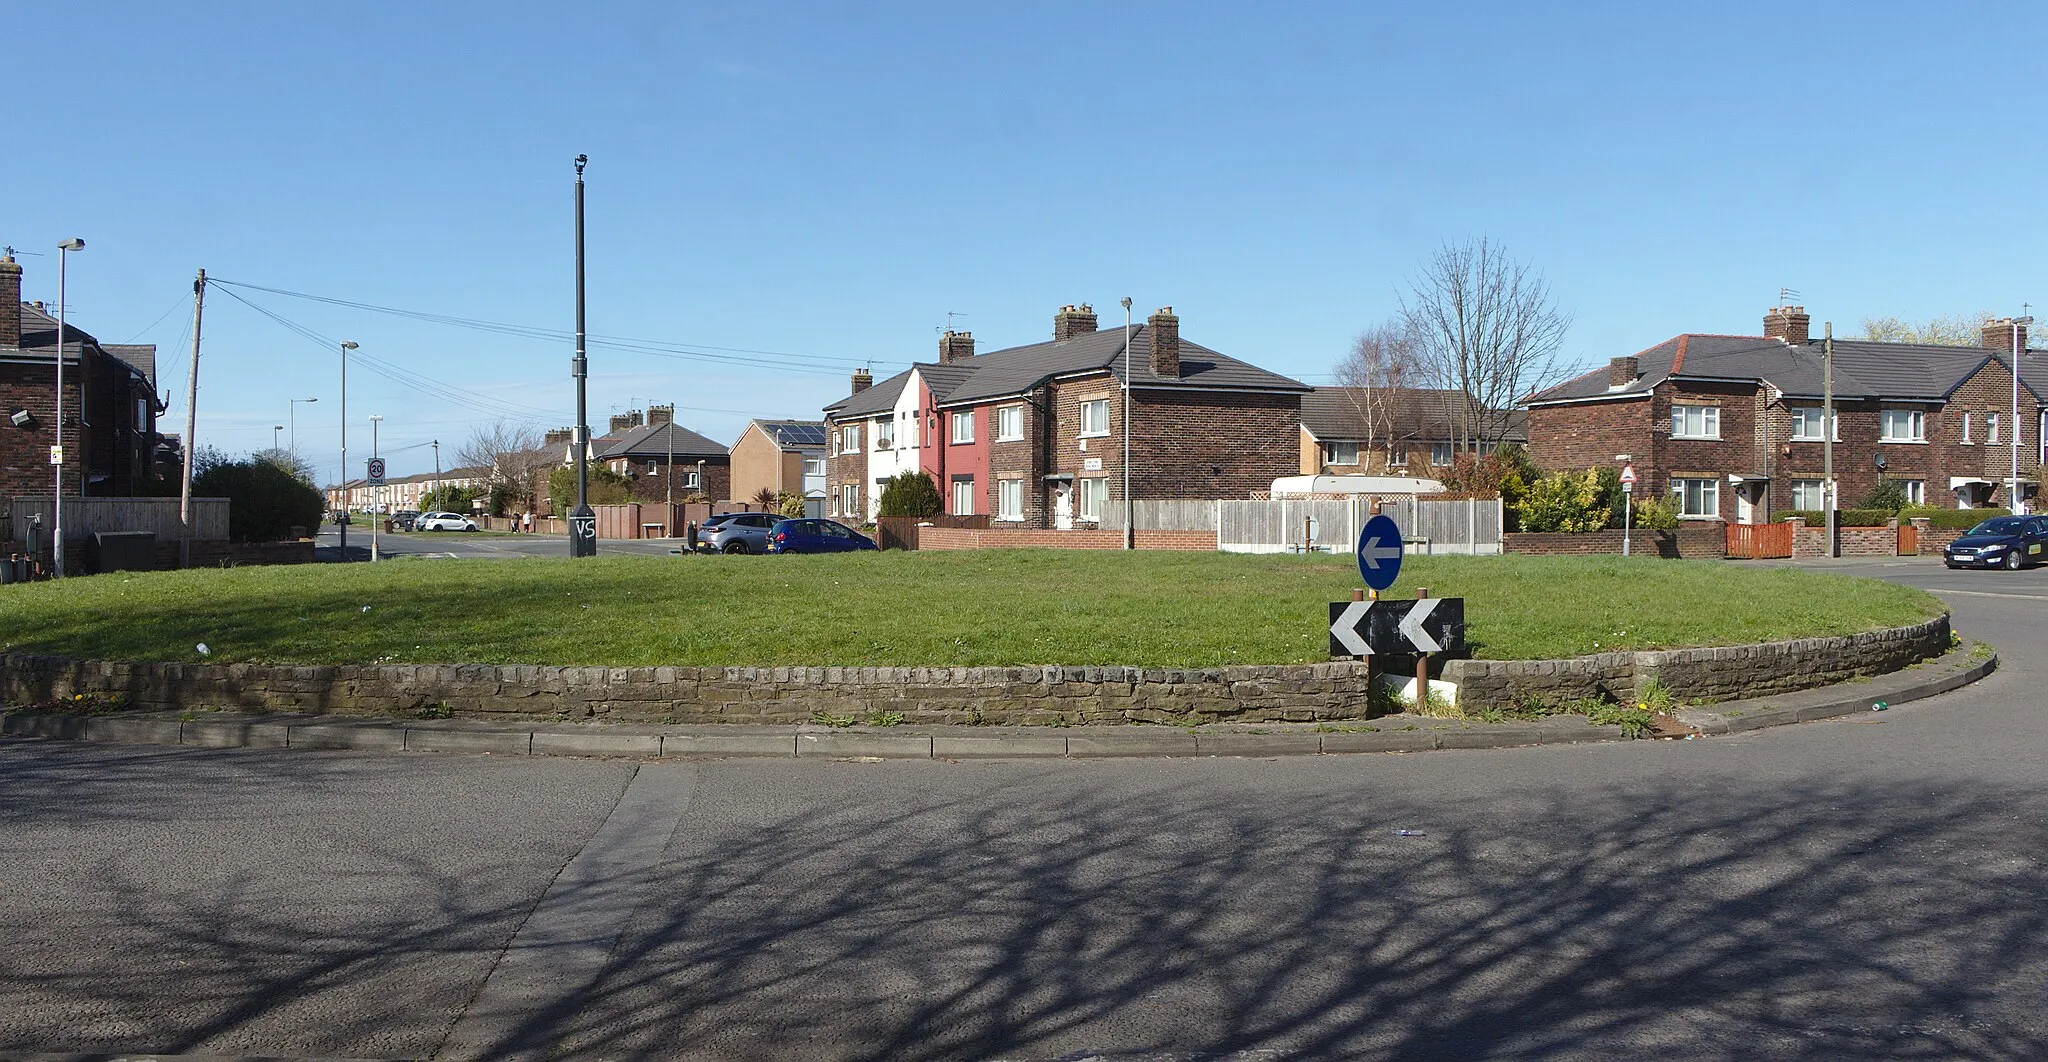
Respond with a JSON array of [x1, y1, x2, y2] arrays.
[[1526, 305, 2048, 522], [824, 304, 1308, 528]]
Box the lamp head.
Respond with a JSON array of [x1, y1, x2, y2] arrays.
[[56, 238, 84, 251], [575, 154, 588, 176], [303, 396, 318, 403], [340, 340, 359, 351]]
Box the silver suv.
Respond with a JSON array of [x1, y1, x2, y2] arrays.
[[697, 512, 780, 554]]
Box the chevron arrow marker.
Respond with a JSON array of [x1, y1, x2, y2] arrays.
[[1398, 597, 1443, 653], [1329, 600, 1373, 656]]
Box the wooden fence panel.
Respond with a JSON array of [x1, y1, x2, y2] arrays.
[[11, 497, 231, 541]]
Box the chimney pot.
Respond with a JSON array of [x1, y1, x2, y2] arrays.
[[1764, 304, 1811, 345], [851, 367, 873, 394], [1053, 303, 1099, 341], [940, 329, 976, 363], [1982, 317, 2029, 354], [1147, 307, 1181, 378]]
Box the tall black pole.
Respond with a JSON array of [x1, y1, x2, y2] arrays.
[[569, 154, 597, 557]]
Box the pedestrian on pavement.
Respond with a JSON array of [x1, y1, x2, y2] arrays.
[[523, 511, 534, 534]]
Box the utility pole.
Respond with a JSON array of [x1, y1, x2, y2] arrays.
[[568, 154, 597, 557], [369, 414, 382, 562], [180, 268, 204, 569], [2013, 316, 2032, 513], [340, 340, 357, 560], [1823, 322, 1836, 558], [665, 412, 675, 516], [53, 238, 84, 578], [1122, 297, 1134, 550], [431, 439, 441, 509]]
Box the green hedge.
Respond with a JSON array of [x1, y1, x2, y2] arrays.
[[1900, 506, 2012, 530], [1771, 508, 1893, 527]]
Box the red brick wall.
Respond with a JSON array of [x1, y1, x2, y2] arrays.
[[985, 392, 1046, 526], [1791, 524, 1900, 558], [1503, 526, 1725, 558], [1133, 388, 1301, 500], [918, 527, 1216, 551], [1527, 397, 1652, 479], [824, 422, 866, 519]]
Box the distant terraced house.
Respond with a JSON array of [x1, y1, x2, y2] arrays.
[[1526, 304, 2047, 522], [824, 304, 1309, 528]]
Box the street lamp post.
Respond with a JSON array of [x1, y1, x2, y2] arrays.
[[53, 237, 83, 578], [273, 425, 284, 452], [289, 396, 317, 456], [568, 154, 597, 557], [2012, 316, 2033, 514], [1121, 297, 1134, 550], [340, 341, 357, 560], [369, 414, 383, 563]]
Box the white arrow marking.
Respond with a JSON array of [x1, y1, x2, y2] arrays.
[[1359, 535, 1402, 570], [1399, 598, 1443, 653], [1330, 600, 1373, 656]]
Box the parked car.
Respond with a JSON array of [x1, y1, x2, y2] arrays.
[[416, 511, 479, 532], [766, 518, 879, 554], [1943, 515, 2048, 570], [392, 510, 421, 532], [697, 512, 781, 554]]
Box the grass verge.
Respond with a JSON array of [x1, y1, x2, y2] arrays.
[[0, 551, 1942, 668]]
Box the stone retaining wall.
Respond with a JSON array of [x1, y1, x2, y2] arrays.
[[1444, 614, 1950, 710], [0, 615, 1950, 724]]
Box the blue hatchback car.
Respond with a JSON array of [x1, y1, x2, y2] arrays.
[[766, 518, 879, 554]]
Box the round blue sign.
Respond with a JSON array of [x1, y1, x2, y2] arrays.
[[1356, 513, 1404, 591]]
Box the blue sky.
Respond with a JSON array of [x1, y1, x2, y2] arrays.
[[10, 2, 2047, 482]]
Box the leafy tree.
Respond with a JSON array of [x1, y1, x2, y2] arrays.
[[1518, 469, 1612, 533], [192, 457, 325, 542], [420, 485, 481, 514], [547, 464, 633, 516], [776, 491, 806, 518], [1859, 478, 1910, 514], [877, 471, 942, 518], [1861, 313, 1997, 346]]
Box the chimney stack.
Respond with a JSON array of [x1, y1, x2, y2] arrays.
[[647, 403, 674, 426], [0, 252, 21, 349], [851, 367, 873, 394], [1053, 303, 1098, 341], [1609, 356, 1639, 388], [939, 329, 976, 363], [608, 411, 643, 435], [1764, 305, 1811, 346], [545, 428, 572, 446], [1982, 317, 2029, 354], [1147, 306, 1180, 378]]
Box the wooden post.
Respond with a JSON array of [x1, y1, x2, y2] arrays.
[[1414, 586, 1430, 709]]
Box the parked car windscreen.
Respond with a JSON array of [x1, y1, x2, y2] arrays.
[[1969, 517, 2026, 535]]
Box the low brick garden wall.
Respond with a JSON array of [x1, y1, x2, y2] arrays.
[[1503, 526, 1725, 558], [918, 528, 1217, 551], [0, 614, 1952, 724]]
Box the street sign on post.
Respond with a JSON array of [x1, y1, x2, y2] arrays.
[[1328, 597, 1466, 657], [366, 457, 386, 485], [1619, 463, 1636, 494], [1355, 513, 1404, 591]]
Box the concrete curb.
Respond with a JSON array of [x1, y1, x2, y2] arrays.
[[0, 644, 1998, 762]]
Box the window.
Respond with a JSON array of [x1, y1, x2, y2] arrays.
[[685, 471, 700, 488], [1671, 477, 1720, 518], [1901, 480, 1925, 505], [998, 479, 1023, 520], [1324, 441, 1360, 466], [1670, 403, 1720, 439], [1078, 477, 1110, 521], [839, 484, 857, 516], [951, 410, 975, 444], [1790, 407, 1835, 441], [1988, 413, 2001, 445], [803, 457, 824, 476], [839, 425, 860, 453], [1430, 442, 1454, 466], [997, 405, 1024, 441], [1960, 412, 1974, 445], [1080, 399, 1110, 437], [873, 417, 894, 449], [1791, 479, 1827, 510], [1879, 408, 1925, 442], [646, 460, 659, 475], [951, 477, 974, 515]]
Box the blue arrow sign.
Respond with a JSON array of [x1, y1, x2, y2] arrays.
[[1356, 513, 1404, 591]]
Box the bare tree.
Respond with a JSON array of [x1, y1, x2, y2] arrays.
[[456, 420, 545, 496], [1400, 238, 1572, 451], [1861, 312, 1997, 346], [1332, 321, 1419, 470]]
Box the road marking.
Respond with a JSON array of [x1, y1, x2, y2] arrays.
[[1398, 597, 1443, 652], [437, 763, 695, 1061], [1926, 587, 2048, 602]]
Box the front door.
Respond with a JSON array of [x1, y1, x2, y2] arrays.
[[1052, 486, 1073, 530], [1735, 481, 1766, 524]]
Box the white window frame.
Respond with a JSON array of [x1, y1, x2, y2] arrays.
[[1671, 476, 1720, 519], [1325, 441, 1361, 466], [1960, 411, 1974, 445], [1789, 407, 1836, 442], [996, 405, 1024, 442], [1988, 412, 2001, 445], [997, 478, 1023, 521], [1671, 403, 1721, 439], [802, 457, 824, 476], [1079, 399, 1111, 438], [685, 471, 700, 488], [951, 410, 975, 444], [1879, 407, 1925, 442], [1430, 442, 1454, 466], [646, 460, 659, 475], [1901, 479, 1925, 505], [839, 425, 860, 453], [873, 417, 894, 449], [1790, 479, 1826, 510], [951, 477, 974, 515], [1078, 477, 1109, 522]]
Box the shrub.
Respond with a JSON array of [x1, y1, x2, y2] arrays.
[[776, 491, 806, 519], [1438, 445, 1539, 529], [547, 465, 634, 516], [1519, 469, 1612, 533], [1770, 509, 1893, 527], [1629, 496, 1680, 531], [1900, 505, 2012, 530], [1859, 479, 1910, 513], [193, 458, 325, 542], [877, 471, 942, 518]]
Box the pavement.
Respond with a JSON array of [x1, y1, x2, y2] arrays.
[[0, 636, 1996, 762]]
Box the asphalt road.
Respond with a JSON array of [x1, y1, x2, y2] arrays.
[[315, 522, 689, 562], [2, 557, 2044, 1060]]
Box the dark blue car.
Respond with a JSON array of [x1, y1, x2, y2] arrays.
[[1944, 515, 2048, 570], [766, 518, 878, 554]]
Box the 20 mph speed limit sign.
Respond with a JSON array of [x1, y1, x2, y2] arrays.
[[366, 458, 386, 485]]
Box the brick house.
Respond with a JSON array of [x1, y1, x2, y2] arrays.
[[729, 419, 827, 513], [1526, 305, 2046, 522], [824, 304, 1307, 527], [1298, 386, 1528, 475], [0, 252, 162, 499], [590, 406, 731, 503]]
